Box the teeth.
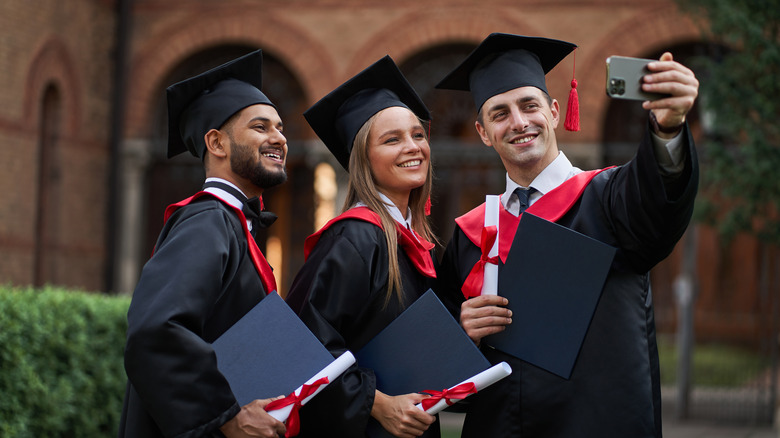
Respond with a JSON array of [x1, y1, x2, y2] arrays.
[[511, 137, 532, 145], [262, 153, 281, 159], [399, 160, 421, 168]]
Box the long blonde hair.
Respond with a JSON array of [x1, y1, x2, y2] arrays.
[[343, 109, 436, 307]]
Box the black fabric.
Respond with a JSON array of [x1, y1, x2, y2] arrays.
[[435, 125, 698, 438], [435, 33, 576, 111], [118, 196, 271, 438], [285, 219, 441, 438]]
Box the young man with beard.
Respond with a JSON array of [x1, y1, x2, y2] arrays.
[[434, 34, 700, 437], [119, 50, 288, 438]]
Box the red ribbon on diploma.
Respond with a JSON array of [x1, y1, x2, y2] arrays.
[[265, 376, 329, 437], [461, 226, 499, 299], [420, 382, 478, 411]]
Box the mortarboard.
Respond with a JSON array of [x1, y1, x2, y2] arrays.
[[486, 213, 616, 379], [435, 33, 581, 131], [166, 49, 276, 159], [303, 55, 431, 170]]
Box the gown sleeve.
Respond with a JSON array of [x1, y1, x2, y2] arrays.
[[600, 123, 699, 273], [286, 220, 389, 437], [123, 206, 242, 438]]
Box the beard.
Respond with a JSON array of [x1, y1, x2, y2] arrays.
[[229, 138, 288, 189]]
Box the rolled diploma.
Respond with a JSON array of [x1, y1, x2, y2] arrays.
[[267, 351, 356, 421], [416, 361, 512, 414], [481, 195, 500, 295]]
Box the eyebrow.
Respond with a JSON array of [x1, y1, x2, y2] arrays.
[[249, 116, 284, 129], [486, 95, 540, 115], [377, 124, 424, 139]]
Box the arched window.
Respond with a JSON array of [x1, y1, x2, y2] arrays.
[[34, 84, 63, 287]]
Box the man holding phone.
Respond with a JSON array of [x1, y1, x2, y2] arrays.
[[435, 33, 699, 437]]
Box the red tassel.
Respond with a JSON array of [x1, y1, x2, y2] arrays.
[[564, 49, 580, 132]]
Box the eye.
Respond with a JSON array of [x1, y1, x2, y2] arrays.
[[253, 124, 267, 132], [491, 111, 507, 121], [413, 132, 426, 140], [383, 136, 399, 144], [524, 102, 540, 111]]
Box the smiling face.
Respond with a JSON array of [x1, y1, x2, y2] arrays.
[[475, 86, 560, 186], [224, 103, 288, 191], [366, 106, 430, 211]]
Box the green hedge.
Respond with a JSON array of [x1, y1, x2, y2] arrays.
[[0, 286, 131, 437]]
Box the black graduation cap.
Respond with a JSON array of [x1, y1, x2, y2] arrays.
[[166, 49, 276, 159], [435, 33, 577, 113], [303, 55, 431, 170]]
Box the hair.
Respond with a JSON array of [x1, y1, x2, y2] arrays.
[[343, 110, 436, 308], [476, 89, 554, 126]]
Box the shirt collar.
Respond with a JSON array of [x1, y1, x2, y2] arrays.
[[501, 152, 583, 214], [355, 192, 413, 229], [203, 177, 245, 210]]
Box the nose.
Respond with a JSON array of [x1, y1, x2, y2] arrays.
[[402, 133, 423, 153], [270, 127, 287, 146], [508, 108, 529, 132]]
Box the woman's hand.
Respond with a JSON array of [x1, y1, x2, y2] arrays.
[[371, 390, 435, 438]]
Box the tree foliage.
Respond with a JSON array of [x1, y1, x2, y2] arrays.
[[676, 0, 780, 243]]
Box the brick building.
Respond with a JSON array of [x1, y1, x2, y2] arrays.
[[0, 0, 774, 347]]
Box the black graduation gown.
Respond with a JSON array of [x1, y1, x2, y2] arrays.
[[285, 218, 441, 438], [118, 196, 271, 438], [436, 125, 698, 438]]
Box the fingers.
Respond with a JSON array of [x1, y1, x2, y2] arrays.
[[396, 403, 435, 437], [373, 391, 435, 438], [640, 52, 699, 127], [460, 295, 512, 343], [255, 395, 284, 409]]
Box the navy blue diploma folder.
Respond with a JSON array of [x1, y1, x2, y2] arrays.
[[212, 292, 334, 406], [486, 213, 616, 379], [356, 289, 491, 396]]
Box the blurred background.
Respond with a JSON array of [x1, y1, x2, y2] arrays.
[[0, 0, 778, 435]]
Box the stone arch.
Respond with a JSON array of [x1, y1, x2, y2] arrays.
[[347, 8, 544, 76], [125, 10, 336, 139], [578, 5, 701, 134], [24, 37, 81, 137]]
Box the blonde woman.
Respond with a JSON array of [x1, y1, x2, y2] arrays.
[[285, 56, 439, 438]]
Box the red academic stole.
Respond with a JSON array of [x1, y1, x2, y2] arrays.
[[162, 191, 278, 295], [304, 206, 436, 278], [455, 168, 610, 299]]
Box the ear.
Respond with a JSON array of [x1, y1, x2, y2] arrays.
[[550, 98, 561, 129], [475, 120, 493, 147], [203, 129, 228, 159]]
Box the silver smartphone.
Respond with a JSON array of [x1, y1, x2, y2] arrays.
[[605, 56, 667, 101]]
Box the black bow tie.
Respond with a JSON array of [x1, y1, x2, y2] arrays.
[[243, 196, 278, 230], [202, 181, 277, 235]]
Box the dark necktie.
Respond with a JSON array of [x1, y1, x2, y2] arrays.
[[514, 187, 537, 214]]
